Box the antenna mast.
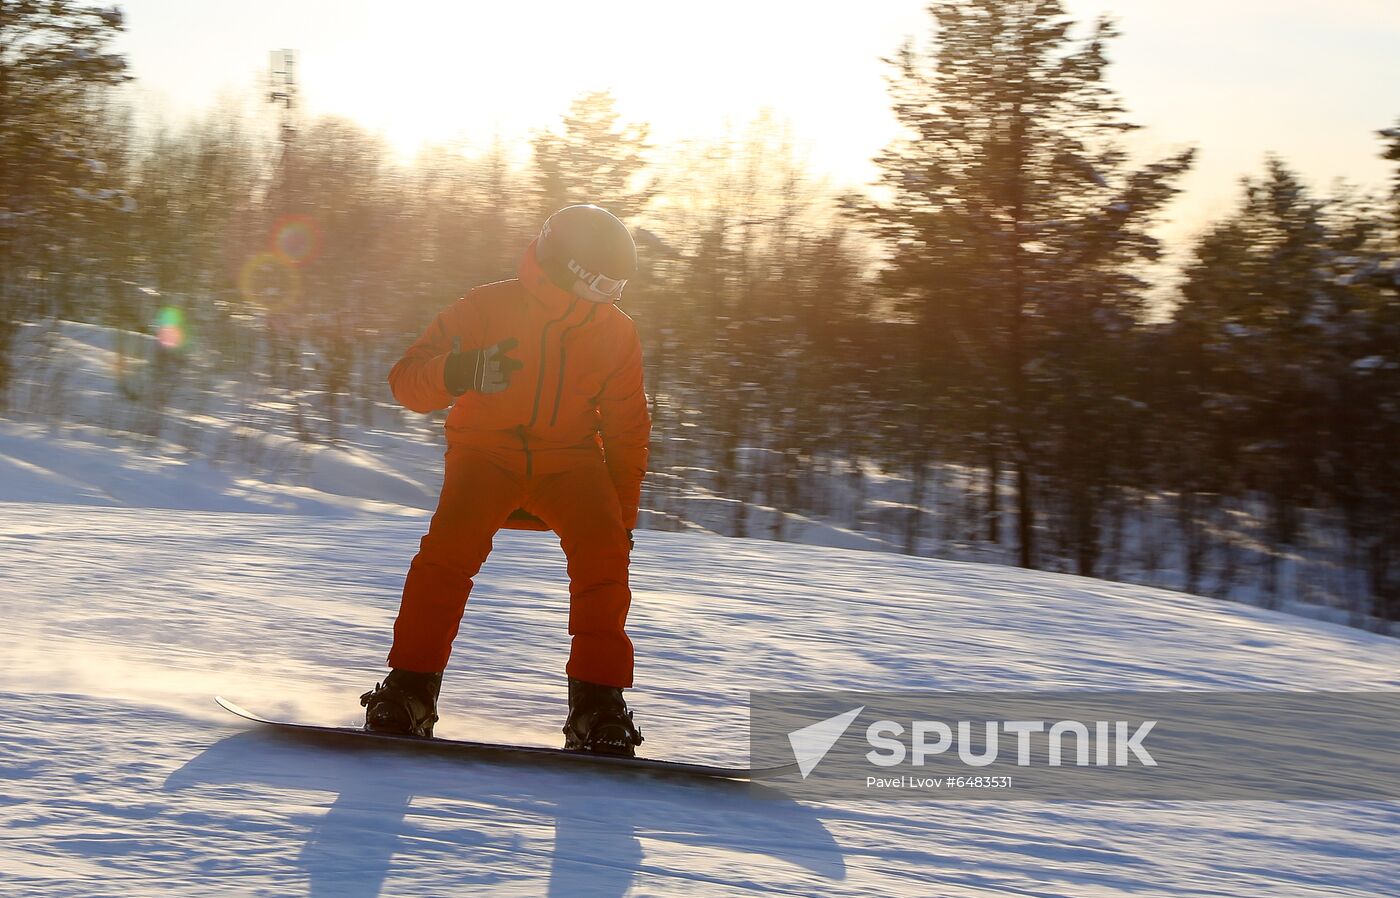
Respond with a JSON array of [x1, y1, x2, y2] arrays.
[[268, 49, 298, 150]]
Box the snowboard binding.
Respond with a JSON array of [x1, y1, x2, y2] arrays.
[[563, 677, 644, 758], [360, 669, 442, 738]]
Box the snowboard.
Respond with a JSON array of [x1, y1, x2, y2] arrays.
[[216, 697, 794, 781]]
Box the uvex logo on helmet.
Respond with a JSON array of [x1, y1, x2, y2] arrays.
[[537, 205, 638, 304], [567, 258, 602, 283]]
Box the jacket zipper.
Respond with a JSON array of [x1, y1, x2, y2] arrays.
[[515, 425, 533, 479], [528, 300, 579, 430], [518, 299, 579, 478], [549, 306, 599, 427]]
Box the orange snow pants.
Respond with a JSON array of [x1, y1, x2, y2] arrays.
[[387, 445, 635, 687]]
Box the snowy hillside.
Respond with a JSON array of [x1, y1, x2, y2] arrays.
[[3, 495, 1398, 897], [6, 317, 1393, 636]]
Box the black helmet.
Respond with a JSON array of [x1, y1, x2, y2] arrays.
[[537, 204, 637, 302]]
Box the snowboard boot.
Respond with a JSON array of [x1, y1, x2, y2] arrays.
[[562, 677, 644, 757], [360, 669, 442, 738]]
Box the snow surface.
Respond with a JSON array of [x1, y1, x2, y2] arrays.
[[3, 493, 1399, 896]]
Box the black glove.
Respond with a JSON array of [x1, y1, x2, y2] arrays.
[[445, 336, 523, 395]]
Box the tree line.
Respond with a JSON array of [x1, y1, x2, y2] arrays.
[[2, 1, 1397, 623]]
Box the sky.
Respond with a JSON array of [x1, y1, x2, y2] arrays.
[[112, 1, 1400, 251]]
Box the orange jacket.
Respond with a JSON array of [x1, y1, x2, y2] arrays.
[[389, 240, 651, 529]]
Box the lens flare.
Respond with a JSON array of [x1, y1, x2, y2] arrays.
[[239, 251, 302, 310], [271, 214, 322, 266], [156, 306, 187, 350]]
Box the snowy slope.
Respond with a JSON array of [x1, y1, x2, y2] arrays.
[[8, 318, 1392, 634], [2, 497, 1398, 897]]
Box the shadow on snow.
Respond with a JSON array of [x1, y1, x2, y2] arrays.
[[165, 728, 846, 897]]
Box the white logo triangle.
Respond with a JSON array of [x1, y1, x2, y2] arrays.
[[787, 706, 865, 779]]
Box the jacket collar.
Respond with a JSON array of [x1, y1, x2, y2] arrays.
[[519, 239, 577, 314]]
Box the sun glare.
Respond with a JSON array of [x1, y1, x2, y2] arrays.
[[280, 1, 912, 182], [114, 0, 1400, 239]]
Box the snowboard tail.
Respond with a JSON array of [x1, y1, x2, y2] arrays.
[[215, 697, 793, 781]]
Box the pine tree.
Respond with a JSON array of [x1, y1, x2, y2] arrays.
[[0, 0, 130, 397], [529, 91, 654, 223], [1346, 125, 1400, 619], [855, 0, 1193, 570], [1170, 157, 1400, 616], [1382, 120, 1400, 224]]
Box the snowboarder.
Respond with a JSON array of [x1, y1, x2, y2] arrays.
[[361, 204, 650, 756]]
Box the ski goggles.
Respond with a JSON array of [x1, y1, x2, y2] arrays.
[[567, 259, 628, 301]]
